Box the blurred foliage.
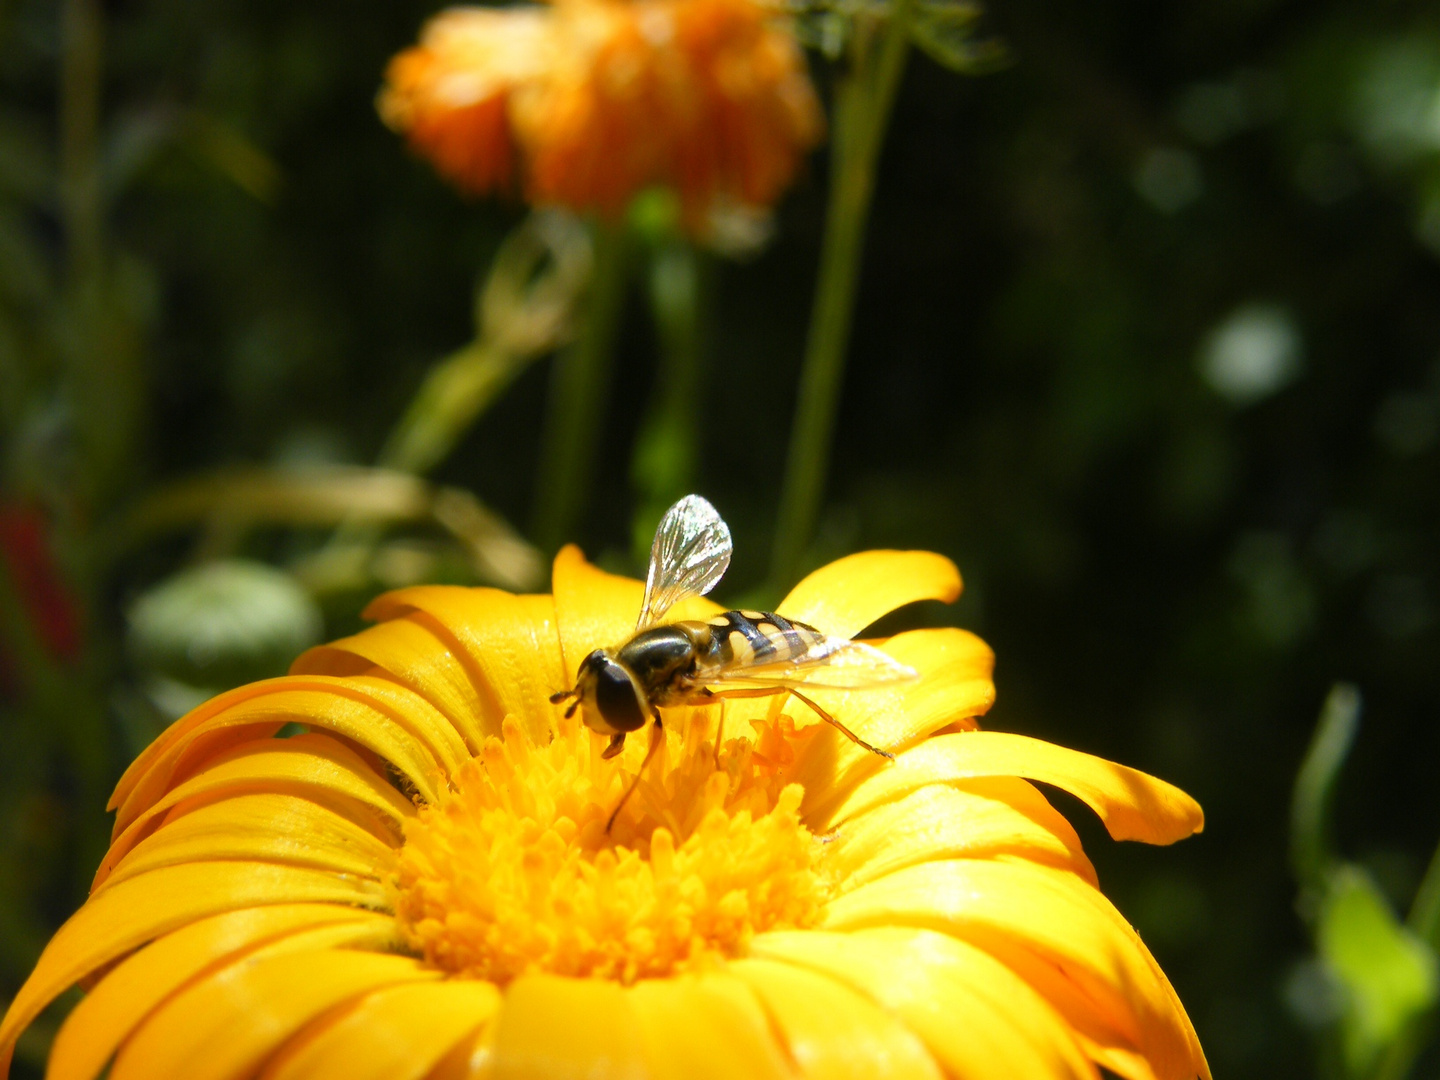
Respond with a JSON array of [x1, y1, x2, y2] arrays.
[[1289, 686, 1440, 1079], [0, 0, 1439, 1077]]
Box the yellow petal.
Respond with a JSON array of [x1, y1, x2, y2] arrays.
[[98, 793, 398, 893], [109, 949, 438, 1080], [111, 677, 294, 810], [787, 628, 995, 816], [97, 733, 413, 888], [751, 928, 1098, 1080], [419, 1025, 490, 1080], [47, 908, 395, 1080], [294, 614, 492, 750], [367, 586, 566, 744], [822, 859, 1205, 1079], [729, 957, 944, 1080], [779, 551, 961, 638], [491, 974, 649, 1078], [825, 731, 1204, 845], [550, 544, 644, 680], [113, 681, 451, 836], [261, 980, 500, 1080], [0, 862, 387, 1062], [626, 974, 792, 1080], [974, 942, 1175, 1080], [827, 779, 1096, 891]]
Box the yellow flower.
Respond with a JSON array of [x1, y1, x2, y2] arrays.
[[379, 0, 822, 223], [0, 548, 1210, 1080]]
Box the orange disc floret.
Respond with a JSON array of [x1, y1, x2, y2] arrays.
[[378, 7, 552, 195]]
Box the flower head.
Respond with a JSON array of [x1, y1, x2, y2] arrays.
[[0, 547, 1210, 1079], [379, 0, 823, 224], [378, 8, 551, 197]]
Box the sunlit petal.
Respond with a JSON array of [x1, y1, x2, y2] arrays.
[[260, 980, 500, 1080], [752, 927, 1099, 1080], [367, 586, 566, 742], [788, 628, 995, 815], [99, 793, 398, 891], [96, 732, 411, 888], [823, 859, 1206, 1079], [826, 778, 1097, 890], [730, 958, 945, 1080], [47, 905, 385, 1080], [825, 731, 1204, 844], [112, 681, 457, 833], [0, 864, 388, 1066], [294, 613, 491, 750], [780, 550, 962, 638], [627, 974, 793, 1080], [109, 949, 437, 1080], [491, 975, 649, 1076]]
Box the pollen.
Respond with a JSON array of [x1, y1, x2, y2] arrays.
[[392, 708, 831, 985]]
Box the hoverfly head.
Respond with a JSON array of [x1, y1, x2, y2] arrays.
[[573, 648, 648, 737]]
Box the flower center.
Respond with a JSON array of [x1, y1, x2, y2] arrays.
[[393, 707, 830, 984]]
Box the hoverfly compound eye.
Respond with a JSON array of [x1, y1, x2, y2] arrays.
[[593, 659, 648, 734]]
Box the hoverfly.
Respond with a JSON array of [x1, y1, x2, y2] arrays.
[[549, 494, 917, 826]]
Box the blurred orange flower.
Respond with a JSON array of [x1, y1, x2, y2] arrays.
[[0, 547, 1209, 1079], [379, 0, 823, 224], [378, 8, 550, 198]]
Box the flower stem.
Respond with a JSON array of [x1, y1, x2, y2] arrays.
[[1290, 683, 1362, 913], [60, 0, 104, 284], [769, 15, 910, 589], [532, 220, 631, 552]]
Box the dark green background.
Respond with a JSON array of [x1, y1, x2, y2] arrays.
[[4, 0, 1440, 1075]]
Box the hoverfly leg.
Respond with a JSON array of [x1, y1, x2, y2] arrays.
[[692, 688, 728, 769], [784, 688, 894, 760], [606, 714, 664, 833], [702, 686, 894, 760], [601, 732, 627, 760]]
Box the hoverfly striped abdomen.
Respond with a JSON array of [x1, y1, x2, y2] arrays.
[[700, 610, 825, 672]]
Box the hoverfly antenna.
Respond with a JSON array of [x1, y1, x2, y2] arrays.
[[548, 687, 583, 718]]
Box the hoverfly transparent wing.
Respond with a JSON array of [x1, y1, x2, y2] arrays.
[[705, 634, 918, 692], [636, 495, 733, 630]]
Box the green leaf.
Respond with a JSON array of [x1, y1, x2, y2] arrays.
[[906, 0, 1006, 75], [1319, 865, 1439, 1078], [126, 560, 323, 691]]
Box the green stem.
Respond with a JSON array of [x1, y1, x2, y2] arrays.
[[379, 339, 520, 476], [309, 339, 508, 562], [60, 0, 103, 283], [531, 221, 631, 551], [1291, 683, 1363, 914], [631, 240, 706, 564], [769, 15, 910, 589]]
